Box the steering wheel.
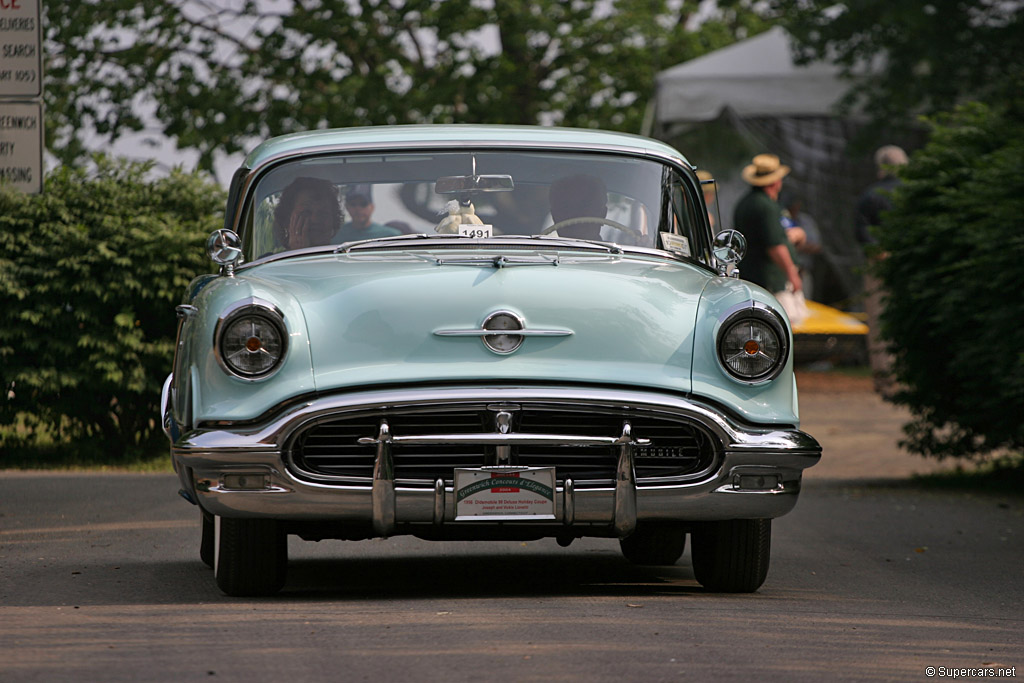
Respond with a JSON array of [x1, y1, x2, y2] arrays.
[[540, 216, 641, 237]]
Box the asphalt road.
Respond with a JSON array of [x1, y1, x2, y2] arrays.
[[1, 469, 1021, 682]]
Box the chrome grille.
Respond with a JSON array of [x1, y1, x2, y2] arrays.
[[289, 404, 716, 484]]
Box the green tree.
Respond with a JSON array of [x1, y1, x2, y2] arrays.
[[0, 160, 222, 460], [772, 0, 1024, 133], [874, 101, 1024, 460], [42, 0, 771, 173]]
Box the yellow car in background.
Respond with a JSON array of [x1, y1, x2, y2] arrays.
[[792, 300, 868, 365]]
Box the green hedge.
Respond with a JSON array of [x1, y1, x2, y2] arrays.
[[0, 159, 223, 461], [875, 102, 1024, 460]]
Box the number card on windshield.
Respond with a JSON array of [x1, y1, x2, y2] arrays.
[[459, 224, 493, 238]]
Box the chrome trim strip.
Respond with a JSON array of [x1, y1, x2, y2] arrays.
[[434, 329, 573, 337], [356, 432, 652, 447]]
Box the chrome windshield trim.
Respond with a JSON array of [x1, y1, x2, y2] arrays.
[[246, 139, 690, 183]]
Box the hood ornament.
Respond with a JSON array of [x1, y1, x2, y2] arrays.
[[434, 310, 573, 355]]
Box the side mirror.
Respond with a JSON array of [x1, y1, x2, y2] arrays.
[[713, 229, 746, 278], [207, 229, 243, 276]]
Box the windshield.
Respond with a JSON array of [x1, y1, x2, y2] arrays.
[[240, 150, 708, 263]]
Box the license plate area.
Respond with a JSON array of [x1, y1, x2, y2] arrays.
[[454, 467, 556, 521]]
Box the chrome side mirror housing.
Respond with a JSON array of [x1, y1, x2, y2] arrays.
[[207, 229, 243, 277], [713, 229, 746, 278]]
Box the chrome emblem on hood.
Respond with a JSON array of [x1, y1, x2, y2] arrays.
[[434, 310, 573, 355]]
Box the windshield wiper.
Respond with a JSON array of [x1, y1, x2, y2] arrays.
[[529, 235, 625, 254], [412, 253, 561, 268], [334, 232, 475, 254]]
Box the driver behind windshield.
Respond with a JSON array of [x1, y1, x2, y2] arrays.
[[272, 177, 343, 252], [548, 174, 608, 240]]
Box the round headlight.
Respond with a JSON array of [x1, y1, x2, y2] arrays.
[[215, 302, 287, 379], [717, 307, 788, 382]]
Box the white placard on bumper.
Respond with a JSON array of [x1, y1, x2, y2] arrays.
[[454, 467, 556, 521]]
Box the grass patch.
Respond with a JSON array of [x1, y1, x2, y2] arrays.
[[0, 446, 173, 473], [911, 455, 1024, 496], [2, 414, 173, 472], [1, 438, 173, 471]]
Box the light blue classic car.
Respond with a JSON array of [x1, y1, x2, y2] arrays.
[[161, 125, 820, 596]]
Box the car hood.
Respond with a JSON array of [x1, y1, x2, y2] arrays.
[[245, 251, 710, 395]]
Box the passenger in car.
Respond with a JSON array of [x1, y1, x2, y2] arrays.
[[334, 184, 401, 243], [273, 177, 343, 251], [548, 174, 609, 240]]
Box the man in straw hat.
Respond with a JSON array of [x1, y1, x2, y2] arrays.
[[733, 154, 803, 300]]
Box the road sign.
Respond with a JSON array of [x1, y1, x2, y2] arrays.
[[0, 100, 43, 193], [0, 0, 42, 98]]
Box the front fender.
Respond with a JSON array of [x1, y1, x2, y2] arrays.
[[691, 276, 799, 426]]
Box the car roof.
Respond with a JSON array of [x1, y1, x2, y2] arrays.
[[243, 124, 693, 171]]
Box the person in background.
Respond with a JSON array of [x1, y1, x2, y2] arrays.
[[273, 177, 343, 252], [855, 145, 908, 397], [732, 154, 807, 325], [855, 145, 908, 248], [334, 184, 401, 243]]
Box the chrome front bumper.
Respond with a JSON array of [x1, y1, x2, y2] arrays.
[[167, 385, 821, 538]]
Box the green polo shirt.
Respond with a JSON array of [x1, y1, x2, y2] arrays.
[[334, 221, 401, 244], [732, 187, 796, 292]]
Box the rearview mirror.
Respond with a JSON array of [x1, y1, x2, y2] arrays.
[[435, 174, 515, 195]]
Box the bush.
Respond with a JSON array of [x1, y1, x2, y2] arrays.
[[0, 158, 223, 461], [875, 102, 1024, 460]]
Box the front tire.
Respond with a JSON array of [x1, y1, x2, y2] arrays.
[[200, 510, 215, 569], [214, 516, 287, 597], [691, 519, 771, 593], [619, 523, 687, 565]]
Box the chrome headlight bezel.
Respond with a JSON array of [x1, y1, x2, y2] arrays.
[[213, 298, 288, 380], [715, 303, 789, 384]]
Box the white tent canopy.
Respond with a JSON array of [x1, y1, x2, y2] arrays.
[[655, 26, 850, 123]]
